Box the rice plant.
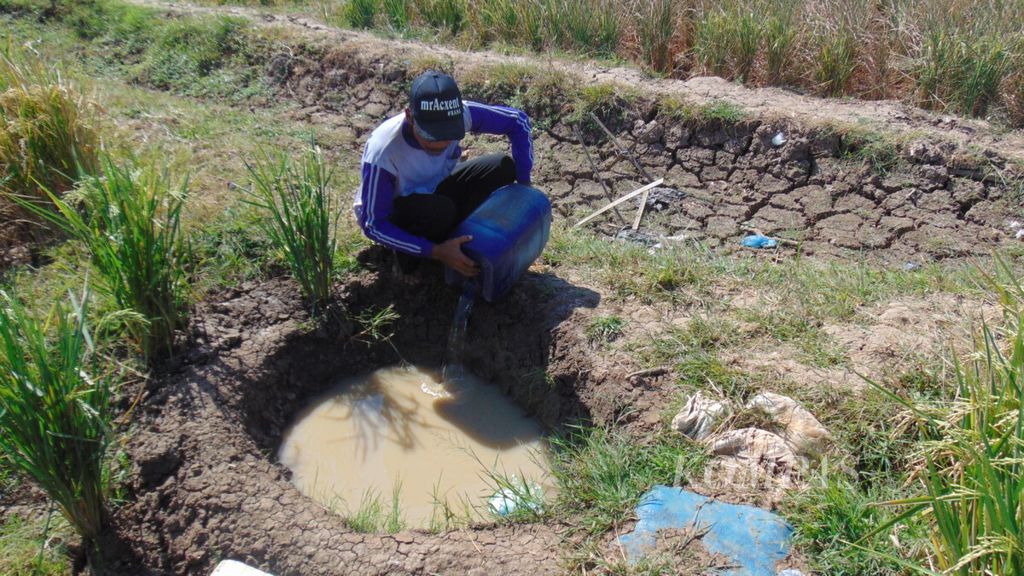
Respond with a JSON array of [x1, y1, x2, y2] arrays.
[[0, 48, 98, 207], [0, 288, 112, 566], [547, 0, 621, 58], [20, 156, 189, 359], [381, 0, 410, 31], [815, 28, 858, 97], [763, 2, 798, 85], [416, 0, 466, 35], [693, 3, 762, 83], [917, 30, 1013, 118], [863, 258, 1024, 574], [344, 0, 379, 28], [632, 0, 677, 74], [244, 145, 338, 315]]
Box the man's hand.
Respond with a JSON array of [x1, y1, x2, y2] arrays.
[[432, 235, 479, 277]]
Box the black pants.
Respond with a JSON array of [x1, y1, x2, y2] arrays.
[[390, 153, 515, 273]]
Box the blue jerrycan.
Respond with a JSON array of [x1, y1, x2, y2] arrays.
[[444, 184, 552, 302]]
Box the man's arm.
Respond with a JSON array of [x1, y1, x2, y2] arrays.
[[358, 162, 433, 257], [465, 101, 533, 184]]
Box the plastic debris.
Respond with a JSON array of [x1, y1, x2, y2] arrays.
[[488, 477, 544, 517], [671, 392, 731, 441], [1017, 229, 1024, 240], [619, 485, 793, 576], [902, 262, 921, 272], [1010, 220, 1022, 230], [777, 570, 806, 576], [771, 132, 786, 146], [742, 234, 778, 249], [211, 560, 275, 576]]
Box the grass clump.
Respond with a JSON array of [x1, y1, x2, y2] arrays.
[[815, 28, 858, 98], [0, 47, 98, 225], [416, 0, 465, 36], [547, 0, 621, 59], [693, 3, 762, 83], [549, 426, 706, 534], [632, 0, 677, 74], [244, 145, 339, 315], [23, 156, 189, 359], [0, 289, 112, 566], [342, 0, 378, 28]]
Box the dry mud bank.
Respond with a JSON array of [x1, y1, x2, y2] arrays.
[[111, 265, 612, 575]]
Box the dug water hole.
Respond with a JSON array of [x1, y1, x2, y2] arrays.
[[278, 364, 551, 527]]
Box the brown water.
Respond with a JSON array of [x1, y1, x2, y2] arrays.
[[278, 365, 549, 527]]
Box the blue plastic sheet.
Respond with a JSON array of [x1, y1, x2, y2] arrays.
[[618, 485, 793, 576]]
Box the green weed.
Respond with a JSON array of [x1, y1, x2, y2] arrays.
[[632, 0, 676, 74], [346, 483, 405, 533], [549, 426, 706, 534], [586, 315, 626, 343], [0, 288, 112, 566], [244, 145, 339, 315], [783, 464, 912, 576]]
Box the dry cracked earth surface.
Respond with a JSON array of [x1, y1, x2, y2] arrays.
[[3, 1, 1024, 574]]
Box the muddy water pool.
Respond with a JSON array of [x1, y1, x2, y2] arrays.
[[278, 365, 550, 526]]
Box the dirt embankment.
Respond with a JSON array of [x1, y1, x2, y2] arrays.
[[127, 0, 1023, 264]]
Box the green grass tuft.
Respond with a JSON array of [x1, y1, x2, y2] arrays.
[[549, 426, 706, 534]]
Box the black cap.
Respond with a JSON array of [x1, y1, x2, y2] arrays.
[[409, 71, 465, 142]]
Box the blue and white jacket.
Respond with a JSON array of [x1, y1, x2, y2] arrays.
[[354, 101, 533, 257]]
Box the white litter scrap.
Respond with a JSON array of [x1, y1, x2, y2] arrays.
[[488, 476, 544, 516], [211, 560, 276, 576]]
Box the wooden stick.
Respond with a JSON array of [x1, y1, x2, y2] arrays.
[[588, 113, 657, 230], [573, 124, 625, 224], [574, 178, 664, 228]]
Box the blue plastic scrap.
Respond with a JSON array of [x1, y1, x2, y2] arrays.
[[741, 234, 778, 249], [618, 485, 793, 576]]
